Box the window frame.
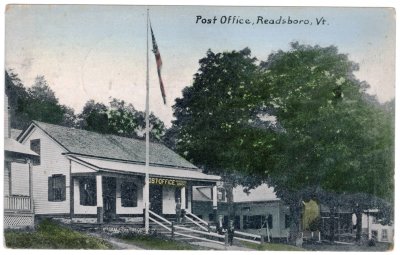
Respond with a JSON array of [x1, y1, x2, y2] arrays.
[[382, 229, 388, 241], [217, 187, 226, 201]]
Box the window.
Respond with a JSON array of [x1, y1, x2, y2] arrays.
[[217, 188, 226, 201], [243, 215, 265, 229], [121, 181, 137, 207], [30, 139, 41, 165], [79, 177, 97, 206], [48, 174, 66, 201], [382, 229, 388, 241]]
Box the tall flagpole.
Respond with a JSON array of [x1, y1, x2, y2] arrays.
[[144, 8, 150, 234]]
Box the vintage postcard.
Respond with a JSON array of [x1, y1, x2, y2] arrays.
[[3, 4, 395, 251]]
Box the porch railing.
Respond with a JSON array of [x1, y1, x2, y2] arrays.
[[4, 196, 32, 212], [184, 211, 210, 232], [148, 210, 263, 245], [185, 210, 263, 244], [149, 210, 226, 245]]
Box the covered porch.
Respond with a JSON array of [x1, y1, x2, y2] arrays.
[[4, 138, 39, 229], [67, 155, 220, 224]]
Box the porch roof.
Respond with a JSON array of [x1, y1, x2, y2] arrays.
[[4, 138, 39, 157], [69, 155, 221, 182]]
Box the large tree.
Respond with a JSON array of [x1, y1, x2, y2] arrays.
[[171, 44, 394, 243], [259, 43, 394, 242], [171, 48, 269, 220]]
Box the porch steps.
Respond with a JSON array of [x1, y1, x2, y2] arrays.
[[149, 221, 224, 244]]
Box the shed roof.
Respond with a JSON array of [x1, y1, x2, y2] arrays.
[[21, 121, 198, 170], [233, 184, 279, 203], [4, 137, 39, 157]]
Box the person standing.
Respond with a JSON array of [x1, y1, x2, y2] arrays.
[[217, 215, 224, 235], [227, 220, 235, 246], [176, 198, 182, 223]]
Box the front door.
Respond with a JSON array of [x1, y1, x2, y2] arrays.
[[150, 185, 163, 214], [102, 177, 116, 222]]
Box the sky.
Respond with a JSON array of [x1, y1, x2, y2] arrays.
[[5, 5, 396, 126]]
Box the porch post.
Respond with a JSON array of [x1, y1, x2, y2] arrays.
[[180, 187, 186, 209], [8, 162, 12, 195], [212, 184, 218, 222], [96, 174, 103, 223], [187, 185, 192, 213], [142, 177, 148, 217], [27, 159, 34, 212]]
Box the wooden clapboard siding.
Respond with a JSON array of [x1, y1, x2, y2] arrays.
[[20, 126, 70, 215], [4, 95, 9, 137], [4, 162, 10, 196], [11, 162, 29, 196]]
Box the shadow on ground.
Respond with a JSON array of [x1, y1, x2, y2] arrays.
[[303, 242, 393, 252]]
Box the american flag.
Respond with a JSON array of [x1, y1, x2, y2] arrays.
[[150, 24, 166, 104]]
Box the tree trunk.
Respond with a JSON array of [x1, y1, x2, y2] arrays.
[[289, 200, 303, 246], [225, 182, 234, 222], [355, 211, 362, 242], [328, 206, 336, 242]]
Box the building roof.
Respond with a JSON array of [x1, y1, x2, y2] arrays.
[[4, 137, 39, 157], [233, 184, 279, 203], [21, 120, 198, 170]]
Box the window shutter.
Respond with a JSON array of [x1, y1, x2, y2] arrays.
[[61, 175, 66, 201], [48, 176, 54, 201]]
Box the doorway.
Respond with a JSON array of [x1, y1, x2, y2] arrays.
[[102, 177, 116, 222], [150, 185, 163, 214]]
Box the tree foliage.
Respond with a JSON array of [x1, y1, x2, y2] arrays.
[[78, 98, 166, 142], [260, 43, 394, 203], [172, 48, 267, 175], [6, 70, 166, 142], [171, 44, 394, 240], [5, 71, 76, 129]]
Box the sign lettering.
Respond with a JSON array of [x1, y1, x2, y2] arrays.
[[149, 177, 187, 187]]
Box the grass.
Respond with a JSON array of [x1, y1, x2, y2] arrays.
[[4, 219, 113, 249], [121, 234, 200, 250], [242, 241, 306, 251]]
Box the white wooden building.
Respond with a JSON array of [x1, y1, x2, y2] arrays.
[[192, 183, 291, 239], [362, 212, 394, 243], [4, 93, 39, 229], [14, 121, 220, 223]]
